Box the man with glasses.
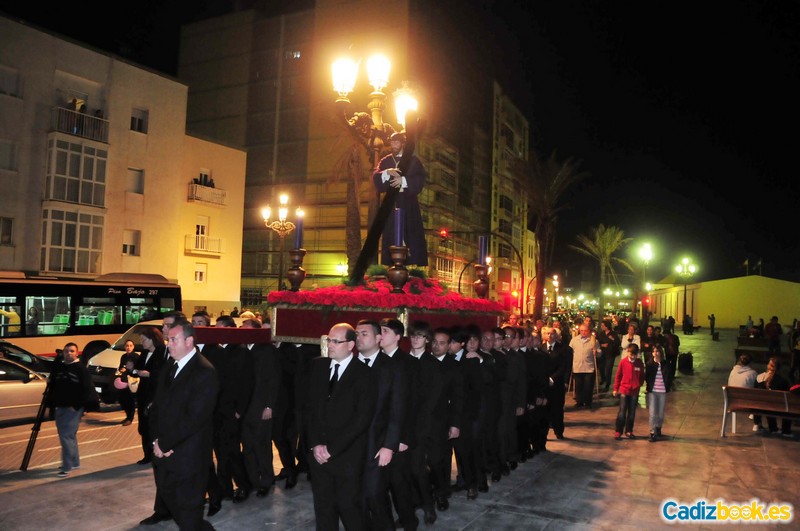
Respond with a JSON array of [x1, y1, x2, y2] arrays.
[[149, 320, 219, 530], [307, 323, 375, 530]]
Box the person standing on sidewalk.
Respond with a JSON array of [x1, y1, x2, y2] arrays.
[[48, 342, 95, 477], [645, 345, 673, 442], [612, 344, 644, 440]]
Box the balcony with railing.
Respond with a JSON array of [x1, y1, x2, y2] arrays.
[[184, 234, 224, 257], [188, 183, 227, 206], [51, 107, 109, 143]]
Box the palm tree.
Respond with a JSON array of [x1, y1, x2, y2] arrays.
[[328, 112, 393, 276], [569, 224, 635, 317], [517, 150, 589, 321]]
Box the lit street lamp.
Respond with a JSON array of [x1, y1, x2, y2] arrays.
[[639, 242, 653, 319], [332, 54, 420, 285], [675, 257, 698, 334], [262, 194, 304, 291]]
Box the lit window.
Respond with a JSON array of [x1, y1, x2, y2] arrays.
[[127, 168, 144, 194], [130, 108, 148, 133], [40, 209, 103, 274], [122, 230, 140, 256], [194, 263, 207, 283], [46, 139, 106, 207], [0, 217, 12, 245], [0, 139, 16, 171]]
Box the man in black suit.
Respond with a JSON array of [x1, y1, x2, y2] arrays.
[[240, 318, 281, 498], [149, 320, 219, 530], [356, 319, 406, 531], [210, 315, 254, 504], [133, 325, 167, 465], [378, 318, 419, 530], [543, 327, 572, 440], [307, 323, 375, 530], [140, 311, 185, 526], [428, 327, 464, 512]]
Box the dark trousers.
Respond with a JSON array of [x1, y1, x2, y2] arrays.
[[154, 461, 214, 530], [573, 372, 595, 406], [387, 449, 418, 529], [138, 406, 153, 460], [213, 415, 251, 495], [408, 443, 434, 511], [272, 404, 299, 475], [242, 418, 274, 489], [546, 386, 566, 437], [309, 459, 365, 531], [362, 458, 393, 530], [119, 388, 136, 420], [615, 394, 638, 434]]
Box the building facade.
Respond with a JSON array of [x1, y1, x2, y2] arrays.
[[0, 16, 246, 315]]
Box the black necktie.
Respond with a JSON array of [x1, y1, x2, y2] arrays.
[[167, 362, 178, 385], [364, 357, 371, 367], [329, 363, 340, 395], [548, 345, 553, 353]]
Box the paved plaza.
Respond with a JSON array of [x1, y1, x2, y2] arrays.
[[1, 329, 798, 530]]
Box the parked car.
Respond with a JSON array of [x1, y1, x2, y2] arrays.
[[0, 339, 55, 376], [0, 358, 48, 424]]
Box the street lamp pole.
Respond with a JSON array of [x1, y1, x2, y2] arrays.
[[675, 257, 697, 334], [639, 242, 653, 320], [262, 194, 302, 291]]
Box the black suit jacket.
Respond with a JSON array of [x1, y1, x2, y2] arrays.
[[244, 343, 282, 422], [133, 344, 167, 408], [546, 342, 573, 388], [364, 352, 406, 459], [305, 356, 375, 475], [150, 351, 219, 473], [207, 343, 253, 418], [389, 349, 420, 449]]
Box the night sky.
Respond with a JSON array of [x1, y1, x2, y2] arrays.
[[3, 1, 798, 285]]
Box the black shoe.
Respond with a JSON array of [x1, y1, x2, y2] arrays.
[[137, 457, 152, 465], [508, 460, 517, 471], [478, 481, 489, 492], [232, 488, 249, 503], [555, 433, 565, 440], [256, 487, 271, 498], [140, 513, 171, 525], [275, 468, 287, 480], [207, 502, 221, 517], [423, 509, 437, 525], [450, 482, 465, 492], [435, 496, 449, 511], [466, 488, 478, 500], [649, 432, 657, 443], [285, 469, 298, 489], [490, 471, 501, 482]]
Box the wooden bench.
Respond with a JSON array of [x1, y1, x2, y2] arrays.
[[720, 385, 800, 437]]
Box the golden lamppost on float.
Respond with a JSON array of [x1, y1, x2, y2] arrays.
[[332, 54, 419, 291], [261, 194, 305, 292]]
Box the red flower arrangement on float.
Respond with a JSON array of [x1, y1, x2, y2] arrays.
[[268, 276, 503, 313]]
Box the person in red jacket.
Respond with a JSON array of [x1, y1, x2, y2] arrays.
[[613, 344, 645, 440]]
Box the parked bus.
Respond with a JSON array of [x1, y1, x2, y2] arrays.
[[0, 271, 181, 358]]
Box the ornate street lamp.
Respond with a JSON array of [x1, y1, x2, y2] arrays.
[[675, 257, 698, 333], [332, 54, 419, 286], [639, 242, 653, 319], [262, 194, 305, 291]]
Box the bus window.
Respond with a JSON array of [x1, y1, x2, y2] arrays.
[[25, 296, 70, 336], [129, 298, 162, 323], [77, 297, 122, 327], [0, 303, 22, 337]]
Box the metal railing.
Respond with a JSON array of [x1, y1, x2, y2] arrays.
[[187, 183, 227, 206], [51, 107, 109, 143], [184, 234, 224, 254]]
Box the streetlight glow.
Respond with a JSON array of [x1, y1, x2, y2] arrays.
[[366, 55, 391, 91], [393, 82, 418, 128], [332, 58, 358, 98]]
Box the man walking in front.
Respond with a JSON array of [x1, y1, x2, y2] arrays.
[[150, 320, 219, 530], [307, 323, 375, 530]]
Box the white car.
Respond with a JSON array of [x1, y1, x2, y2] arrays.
[[0, 358, 48, 424]]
